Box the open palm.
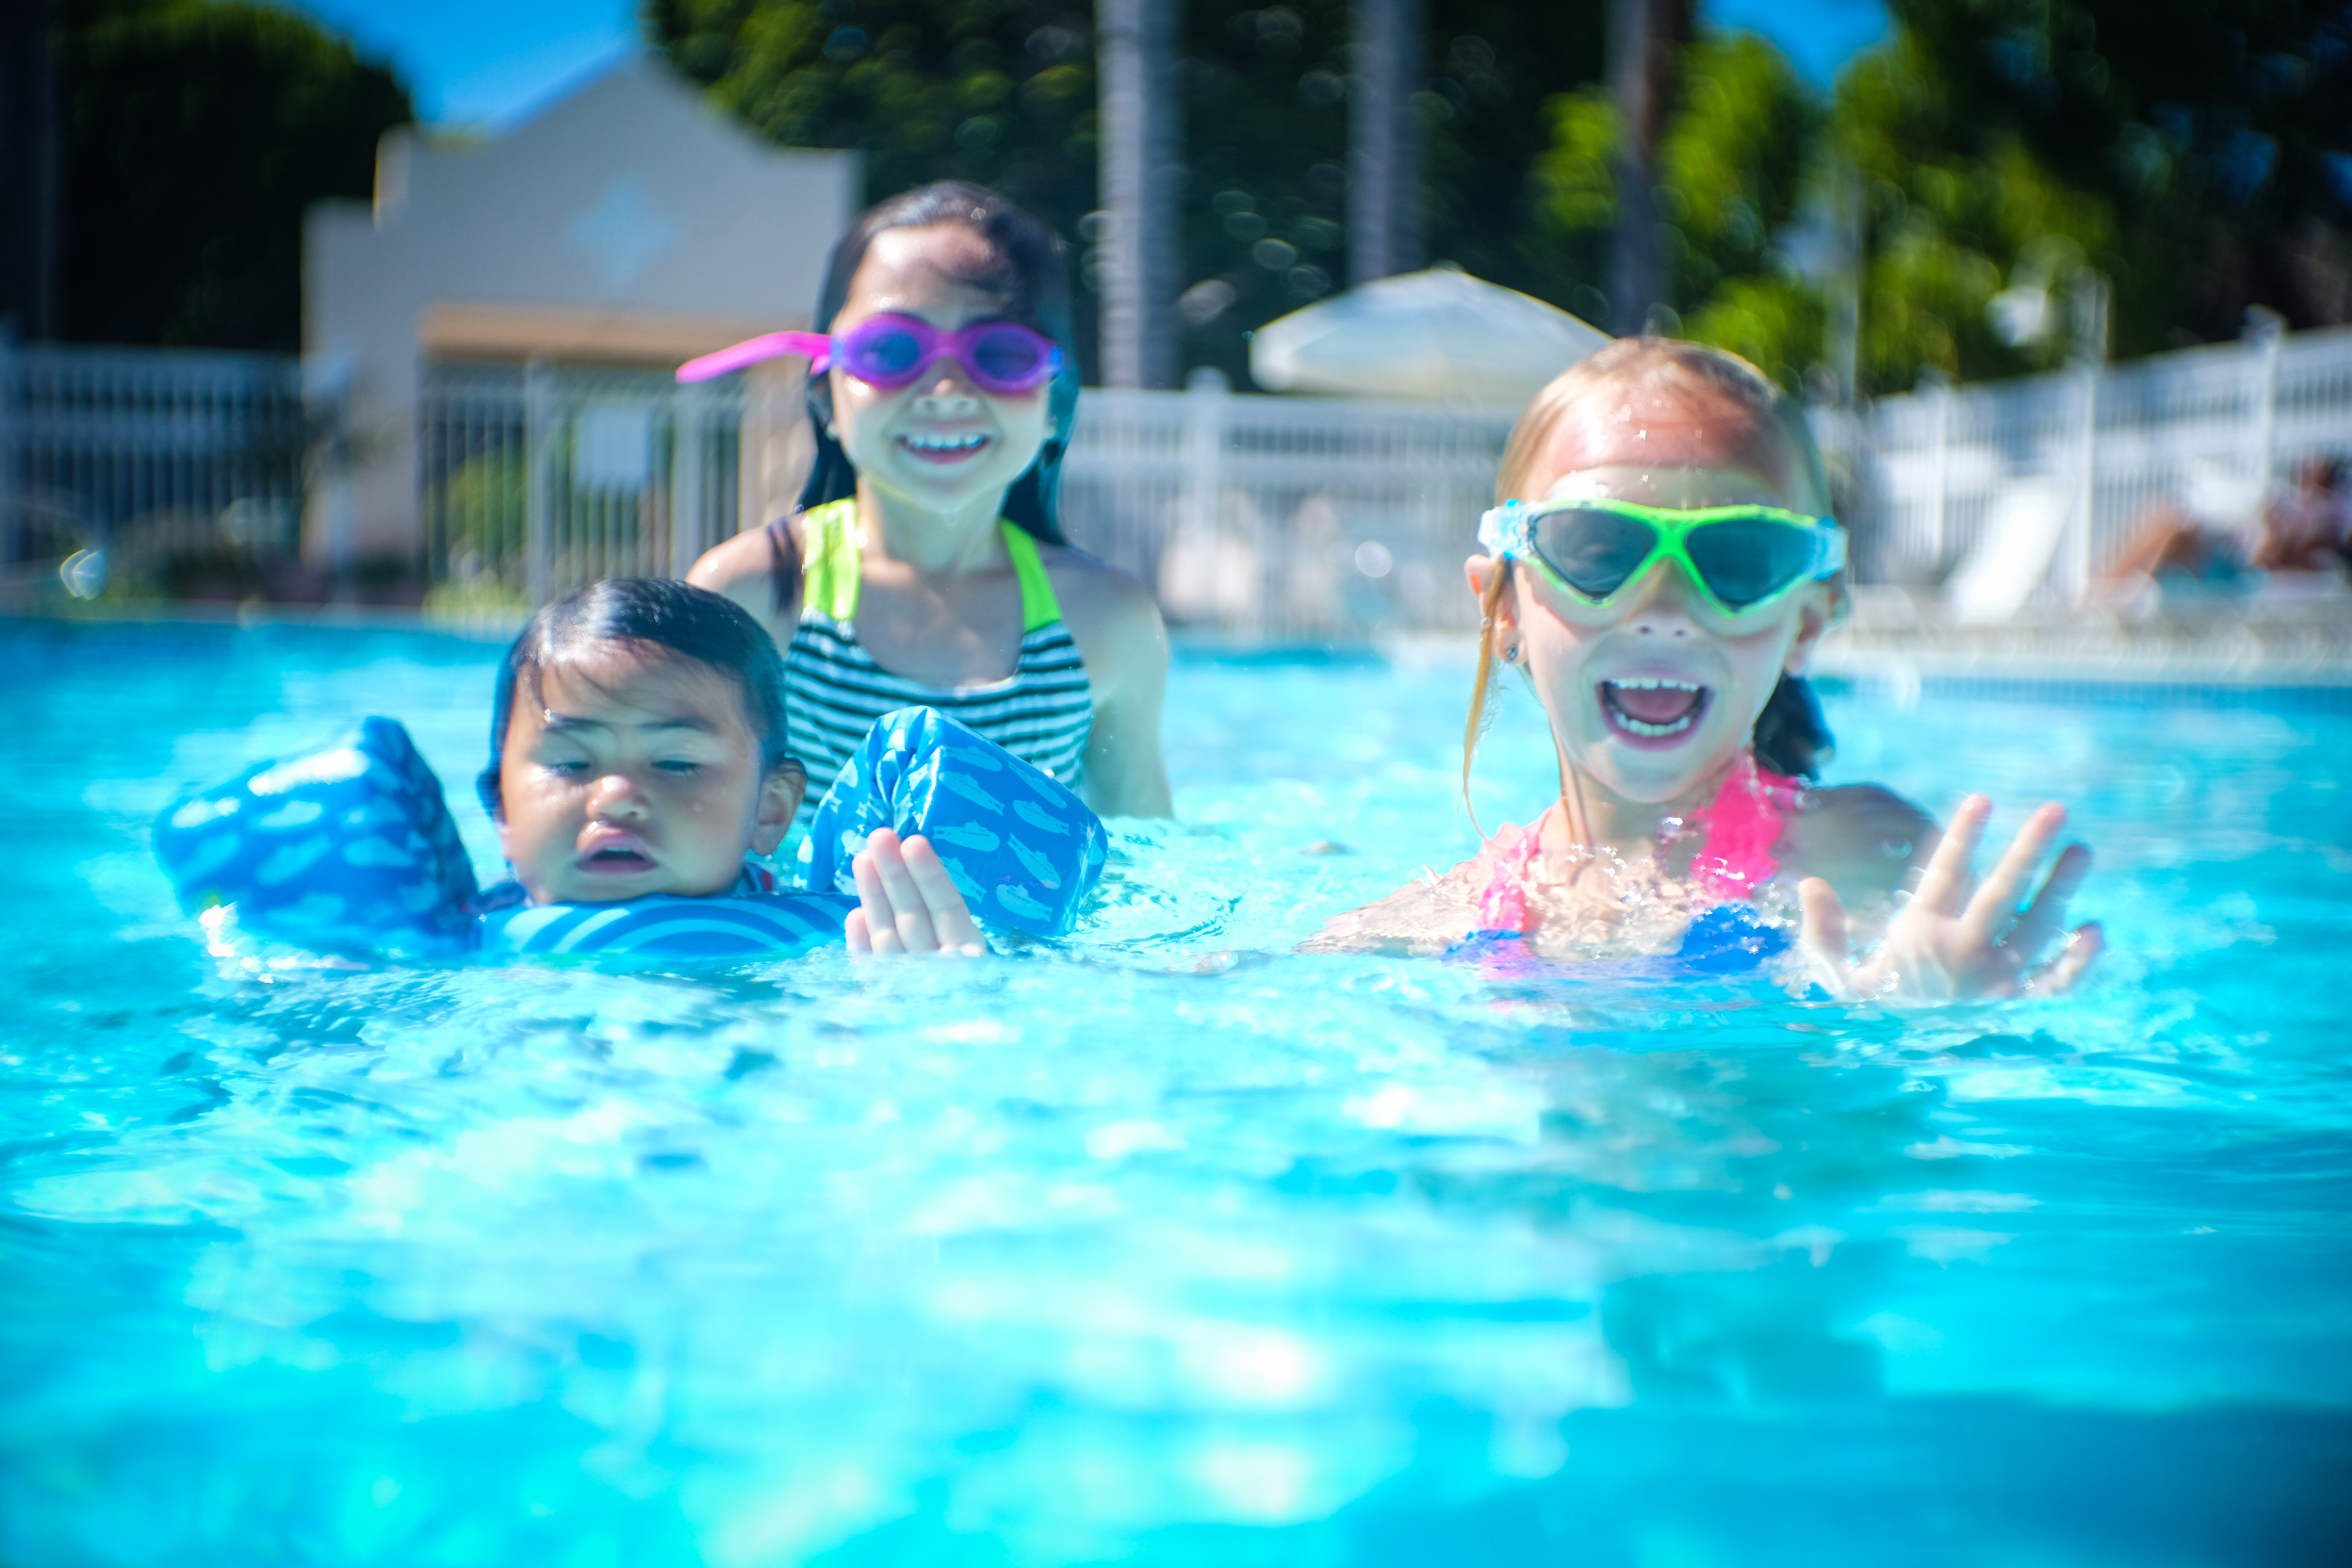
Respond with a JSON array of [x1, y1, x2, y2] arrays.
[[1799, 795, 2103, 1001]]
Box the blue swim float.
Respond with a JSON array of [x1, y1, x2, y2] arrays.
[[154, 716, 481, 957], [155, 707, 1107, 960]]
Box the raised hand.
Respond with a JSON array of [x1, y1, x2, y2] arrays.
[[844, 828, 986, 957], [1798, 794, 2103, 1001]]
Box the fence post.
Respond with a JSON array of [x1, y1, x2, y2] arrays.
[[2060, 361, 2098, 602], [2251, 313, 2283, 498], [524, 358, 553, 604], [1181, 367, 1231, 629], [308, 351, 356, 575], [669, 380, 704, 580], [1928, 377, 1952, 567]]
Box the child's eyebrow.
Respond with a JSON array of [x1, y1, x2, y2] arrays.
[[542, 711, 722, 736]]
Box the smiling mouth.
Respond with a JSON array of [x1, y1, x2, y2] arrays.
[[899, 432, 991, 462], [1599, 678, 1711, 739]]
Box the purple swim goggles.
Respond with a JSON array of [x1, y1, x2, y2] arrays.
[[678, 313, 1063, 395]]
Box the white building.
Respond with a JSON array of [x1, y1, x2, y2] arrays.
[[305, 59, 858, 564]]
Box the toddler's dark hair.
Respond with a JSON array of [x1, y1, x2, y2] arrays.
[[795, 180, 1079, 545], [478, 578, 797, 819]]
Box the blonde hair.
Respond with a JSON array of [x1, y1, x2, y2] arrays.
[[1462, 337, 1837, 825]]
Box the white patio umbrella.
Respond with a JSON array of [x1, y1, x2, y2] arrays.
[[1249, 266, 1611, 408]]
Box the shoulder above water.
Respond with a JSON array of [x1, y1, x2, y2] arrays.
[[1777, 782, 1937, 902], [1032, 538, 1168, 697]]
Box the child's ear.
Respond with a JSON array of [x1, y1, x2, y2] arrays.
[[1465, 553, 1521, 656], [485, 779, 514, 861], [750, 760, 808, 857], [1784, 580, 1841, 673]]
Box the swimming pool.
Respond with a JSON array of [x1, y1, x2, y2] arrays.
[[2, 616, 2346, 1566]]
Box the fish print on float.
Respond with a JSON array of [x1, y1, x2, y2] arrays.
[[799, 706, 1110, 938], [152, 716, 480, 957]]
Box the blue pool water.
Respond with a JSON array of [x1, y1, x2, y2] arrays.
[[1, 617, 2347, 1566]]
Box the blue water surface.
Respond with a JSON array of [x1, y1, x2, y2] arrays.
[[1, 617, 2347, 1567]]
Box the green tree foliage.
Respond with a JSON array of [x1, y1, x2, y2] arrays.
[[1535, 29, 1819, 359], [1536, 2, 2352, 395], [1840, 0, 2352, 387], [1162, 1, 1351, 384], [1835, 32, 2116, 389], [1416, 3, 1604, 320], [658, 2, 2351, 394], [646, 1, 1601, 384], [57, 0, 413, 351], [647, 1, 1105, 355], [1177, 0, 1601, 381], [1658, 33, 1818, 318]]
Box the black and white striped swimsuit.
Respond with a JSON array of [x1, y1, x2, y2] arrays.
[[780, 499, 1094, 818]]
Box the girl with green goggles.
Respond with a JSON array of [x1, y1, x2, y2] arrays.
[[1476, 497, 1847, 618], [1309, 337, 2100, 1004]]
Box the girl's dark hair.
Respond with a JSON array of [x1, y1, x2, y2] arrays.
[[478, 578, 797, 819], [796, 180, 1080, 544], [1751, 674, 1834, 779]]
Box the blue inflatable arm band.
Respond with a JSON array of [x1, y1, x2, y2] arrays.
[[798, 706, 1109, 939], [153, 717, 480, 956], [154, 707, 1104, 961]]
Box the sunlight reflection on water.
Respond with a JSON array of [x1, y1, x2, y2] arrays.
[[0, 621, 2346, 1565]]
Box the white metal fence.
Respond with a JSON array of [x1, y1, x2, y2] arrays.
[[1065, 376, 1511, 638], [1863, 324, 2352, 603], [411, 363, 1516, 635], [415, 329, 2352, 633], [0, 336, 305, 594], [9, 326, 2350, 625], [417, 362, 759, 606]]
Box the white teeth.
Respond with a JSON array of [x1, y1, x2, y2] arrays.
[[903, 433, 988, 452], [1601, 677, 1706, 737]]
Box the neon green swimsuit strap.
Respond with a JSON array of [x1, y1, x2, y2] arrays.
[[799, 498, 863, 622], [802, 502, 1057, 631], [999, 520, 1062, 632]]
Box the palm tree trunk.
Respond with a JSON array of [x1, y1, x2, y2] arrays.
[[1097, 0, 1180, 387], [1349, 0, 1423, 287], [0, 0, 62, 340], [1608, 0, 1685, 335]]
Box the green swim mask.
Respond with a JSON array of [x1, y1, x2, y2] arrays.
[[1478, 497, 1846, 617]]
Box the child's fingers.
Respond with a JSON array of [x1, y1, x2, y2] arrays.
[[865, 829, 944, 953], [850, 858, 907, 956], [844, 907, 874, 955], [851, 841, 915, 955], [898, 836, 984, 954], [1914, 795, 1989, 915], [1796, 875, 1853, 985], [2006, 841, 2093, 959], [1962, 802, 2067, 947], [2026, 922, 2104, 996]]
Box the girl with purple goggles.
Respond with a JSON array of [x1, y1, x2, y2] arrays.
[[680, 181, 1173, 825], [678, 314, 1062, 396]]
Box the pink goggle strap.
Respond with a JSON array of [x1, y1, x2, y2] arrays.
[[676, 331, 833, 384]]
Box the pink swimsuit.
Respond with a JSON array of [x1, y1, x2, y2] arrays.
[[1474, 752, 1803, 935]]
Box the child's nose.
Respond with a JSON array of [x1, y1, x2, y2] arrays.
[[1620, 561, 1704, 638], [587, 772, 650, 819], [912, 363, 982, 406]]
